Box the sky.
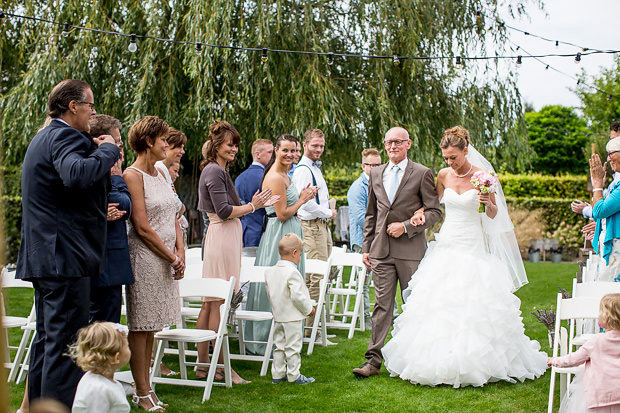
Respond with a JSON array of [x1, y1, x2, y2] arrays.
[[499, 0, 618, 111]]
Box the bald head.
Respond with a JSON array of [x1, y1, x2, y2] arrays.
[[278, 233, 303, 258], [385, 127, 409, 141]]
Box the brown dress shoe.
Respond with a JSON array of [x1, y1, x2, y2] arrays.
[[352, 362, 380, 378]]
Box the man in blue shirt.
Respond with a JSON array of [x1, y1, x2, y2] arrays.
[[235, 139, 274, 250], [347, 148, 382, 329]]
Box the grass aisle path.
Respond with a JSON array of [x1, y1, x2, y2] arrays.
[[6, 262, 576, 412]]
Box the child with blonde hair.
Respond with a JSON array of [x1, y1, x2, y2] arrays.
[[69, 322, 132, 413], [548, 293, 620, 412]]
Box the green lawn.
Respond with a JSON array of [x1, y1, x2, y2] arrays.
[[4, 262, 576, 412]]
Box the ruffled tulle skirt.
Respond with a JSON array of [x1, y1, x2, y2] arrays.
[[382, 243, 548, 388]]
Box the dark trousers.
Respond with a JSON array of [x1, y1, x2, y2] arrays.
[[365, 256, 419, 368], [29, 277, 90, 409], [89, 285, 122, 324]]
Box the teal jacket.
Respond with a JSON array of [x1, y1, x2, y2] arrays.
[[592, 181, 620, 264]]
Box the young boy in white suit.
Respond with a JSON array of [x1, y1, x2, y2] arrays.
[[264, 233, 316, 384]]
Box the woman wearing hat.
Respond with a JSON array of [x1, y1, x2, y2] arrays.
[[590, 136, 620, 282]]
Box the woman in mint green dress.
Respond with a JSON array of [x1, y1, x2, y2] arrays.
[[245, 134, 317, 354]]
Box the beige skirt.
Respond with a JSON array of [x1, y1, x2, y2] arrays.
[[202, 213, 242, 301]]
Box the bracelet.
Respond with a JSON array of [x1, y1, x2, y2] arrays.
[[171, 255, 180, 267], [249, 202, 256, 213], [592, 188, 604, 192]]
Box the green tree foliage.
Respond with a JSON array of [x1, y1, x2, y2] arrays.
[[575, 55, 620, 133], [524, 105, 588, 174]]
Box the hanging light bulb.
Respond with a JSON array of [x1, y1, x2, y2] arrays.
[[0, 10, 5, 18], [62, 22, 70, 37], [475, 10, 481, 21], [555, 40, 559, 47], [577, 80, 581, 85], [574, 53, 581, 64], [327, 53, 334, 66], [608, 94, 613, 102], [128, 34, 137, 53], [516, 55, 522, 67], [195, 42, 202, 52], [261, 48, 268, 63], [545, 65, 549, 70], [392, 55, 400, 66], [455, 56, 462, 69]]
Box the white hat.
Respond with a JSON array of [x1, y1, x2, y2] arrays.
[[606, 136, 620, 152]]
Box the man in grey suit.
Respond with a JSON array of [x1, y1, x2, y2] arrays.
[[353, 127, 441, 378]]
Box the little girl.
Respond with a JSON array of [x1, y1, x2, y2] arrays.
[[547, 293, 620, 412], [69, 322, 132, 413]]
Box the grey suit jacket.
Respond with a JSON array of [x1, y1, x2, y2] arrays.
[[362, 159, 441, 261]]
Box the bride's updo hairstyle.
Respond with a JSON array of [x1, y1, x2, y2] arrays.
[[440, 126, 470, 150], [200, 120, 241, 169]]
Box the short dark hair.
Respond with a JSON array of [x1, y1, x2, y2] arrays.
[[611, 121, 620, 134], [47, 79, 91, 118], [166, 127, 187, 148], [128, 116, 170, 153], [89, 114, 121, 137]]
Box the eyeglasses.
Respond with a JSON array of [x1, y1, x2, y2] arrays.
[[363, 162, 381, 167], [608, 150, 620, 157], [78, 101, 96, 111], [383, 139, 408, 147]]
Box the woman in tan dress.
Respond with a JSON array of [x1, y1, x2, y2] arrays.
[[124, 116, 184, 411], [196, 120, 278, 384]]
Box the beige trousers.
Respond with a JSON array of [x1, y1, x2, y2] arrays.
[[300, 219, 332, 329], [271, 320, 304, 382]]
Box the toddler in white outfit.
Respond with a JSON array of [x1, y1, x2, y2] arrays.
[[69, 322, 132, 413], [264, 233, 316, 384]]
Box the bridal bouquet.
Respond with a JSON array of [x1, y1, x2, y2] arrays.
[[470, 170, 499, 212]]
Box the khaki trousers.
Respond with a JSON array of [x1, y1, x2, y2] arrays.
[[271, 320, 303, 382], [365, 256, 419, 368], [301, 219, 332, 329]]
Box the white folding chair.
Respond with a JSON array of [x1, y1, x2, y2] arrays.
[[151, 277, 235, 403], [185, 247, 203, 268], [231, 265, 274, 376], [324, 253, 367, 338], [2, 268, 35, 383], [548, 293, 601, 413], [305, 259, 330, 355]]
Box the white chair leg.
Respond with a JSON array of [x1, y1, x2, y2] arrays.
[[178, 341, 187, 380], [17, 335, 34, 384], [260, 320, 275, 376], [8, 328, 31, 383], [548, 369, 556, 413], [222, 337, 232, 388], [150, 339, 165, 389]]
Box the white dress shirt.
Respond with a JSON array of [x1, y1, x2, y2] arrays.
[[292, 156, 332, 220], [382, 158, 408, 196]]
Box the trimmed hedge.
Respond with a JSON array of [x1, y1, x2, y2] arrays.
[[325, 169, 590, 201], [2, 166, 22, 264]]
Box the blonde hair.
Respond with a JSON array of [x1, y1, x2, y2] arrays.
[[252, 138, 273, 153], [440, 126, 470, 150], [600, 293, 620, 330], [362, 148, 380, 158], [303, 128, 325, 143], [68, 322, 126, 375], [278, 233, 303, 257]]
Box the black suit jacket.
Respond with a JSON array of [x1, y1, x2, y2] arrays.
[[93, 175, 134, 287], [17, 119, 120, 280]]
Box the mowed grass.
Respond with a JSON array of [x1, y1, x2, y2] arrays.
[[4, 262, 576, 412]]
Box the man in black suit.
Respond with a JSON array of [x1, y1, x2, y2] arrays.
[[16, 79, 120, 408]]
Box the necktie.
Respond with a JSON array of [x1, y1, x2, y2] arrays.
[[387, 164, 400, 203]]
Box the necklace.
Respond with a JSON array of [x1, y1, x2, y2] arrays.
[[452, 163, 472, 178]]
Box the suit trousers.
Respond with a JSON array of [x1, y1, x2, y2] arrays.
[[365, 256, 419, 368], [271, 320, 304, 382], [89, 285, 123, 324], [29, 277, 90, 409], [301, 219, 332, 330]]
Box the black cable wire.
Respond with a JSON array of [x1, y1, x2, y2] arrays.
[[2, 10, 619, 62]]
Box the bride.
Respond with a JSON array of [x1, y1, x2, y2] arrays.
[[382, 126, 548, 388]]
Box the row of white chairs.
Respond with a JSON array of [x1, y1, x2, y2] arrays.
[[547, 267, 620, 412]]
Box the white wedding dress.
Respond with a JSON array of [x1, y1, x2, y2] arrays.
[[382, 188, 548, 388]]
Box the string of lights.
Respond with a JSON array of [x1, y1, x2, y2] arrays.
[[508, 40, 617, 100], [478, 11, 610, 53], [2, 10, 618, 66]]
